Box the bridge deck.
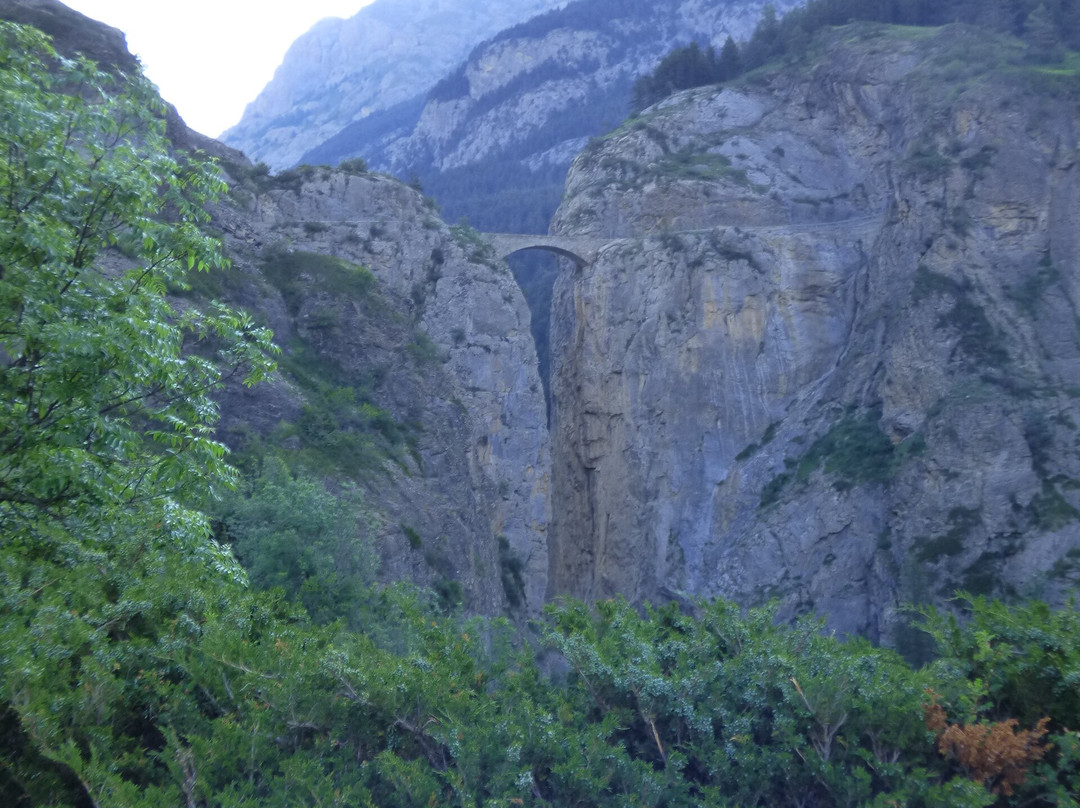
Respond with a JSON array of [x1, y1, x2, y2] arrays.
[[484, 214, 884, 265], [274, 216, 885, 267]]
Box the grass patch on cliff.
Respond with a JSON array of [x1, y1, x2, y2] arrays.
[[904, 141, 952, 179], [498, 535, 527, 609], [406, 333, 444, 366], [254, 247, 420, 476], [1028, 481, 1080, 532], [401, 523, 423, 549], [261, 248, 376, 316], [659, 150, 748, 184], [797, 412, 898, 488], [1031, 50, 1080, 76], [1050, 546, 1080, 580], [735, 421, 780, 462], [870, 24, 941, 41], [1008, 256, 1061, 316], [760, 410, 924, 507], [915, 506, 981, 562], [940, 296, 1009, 367], [450, 220, 497, 265], [912, 266, 1010, 368], [912, 264, 958, 303], [264, 336, 411, 479], [641, 148, 772, 194]]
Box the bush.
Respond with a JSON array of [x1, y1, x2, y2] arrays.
[[216, 458, 378, 626]]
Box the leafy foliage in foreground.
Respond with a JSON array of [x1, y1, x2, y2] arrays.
[[7, 568, 1080, 807], [0, 18, 278, 805], [212, 457, 379, 627]]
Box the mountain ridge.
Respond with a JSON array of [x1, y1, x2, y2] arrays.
[[222, 0, 569, 169], [297, 0, 802, 232]]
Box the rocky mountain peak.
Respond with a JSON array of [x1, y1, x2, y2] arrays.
[[222, 0, 569, 168]]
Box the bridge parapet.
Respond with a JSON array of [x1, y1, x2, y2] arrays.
[[484, 214, 886, 267]]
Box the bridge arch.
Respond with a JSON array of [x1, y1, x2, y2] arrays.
[[500, 243, 589, 267], [485, 233, 609, 267]]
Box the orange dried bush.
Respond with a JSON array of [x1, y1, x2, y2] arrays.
[[923, 690, 1052, 796]]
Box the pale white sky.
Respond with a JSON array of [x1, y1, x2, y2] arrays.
[[61, 1, 377, 137]]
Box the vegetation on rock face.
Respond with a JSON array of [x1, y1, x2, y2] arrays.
[[634, 0, 1080, 112], [632, 38, 743, 113], [212, 457, 379, 627], [247, 246, 416, 479], [761, 410, 925, 506], [260, 248, 376, 316]]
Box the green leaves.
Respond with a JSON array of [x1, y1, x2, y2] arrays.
[[215, 458, 378, 626], [536, 596, 1052, 806], [0, 20, 276, 805], [0, 22, 275, 540]]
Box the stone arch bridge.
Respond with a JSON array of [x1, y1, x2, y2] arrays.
[[483, 214, 883, 265], [296, 217, 884, 267], [484, 233, 618, 267]]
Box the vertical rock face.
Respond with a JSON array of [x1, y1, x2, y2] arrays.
[[550, 224, 873, 606], [212, 166, 551, 614], [549, 24, 1080, 640]]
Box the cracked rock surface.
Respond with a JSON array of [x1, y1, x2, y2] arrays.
[[548, 24, 1080, 641]]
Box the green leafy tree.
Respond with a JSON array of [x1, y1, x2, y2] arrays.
[[0, 22, 275, 540], [0, 20, 276, 803], [540, 597, 967, 807], [216, 457, 379, 625], [922, 597, 1080, 803]]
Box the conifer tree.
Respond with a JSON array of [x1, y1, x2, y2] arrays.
[[1025, 2, 1064, 61]]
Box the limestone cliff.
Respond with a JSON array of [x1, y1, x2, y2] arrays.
[[210, 164, 551, 614], [549, 23, 1080, 641]]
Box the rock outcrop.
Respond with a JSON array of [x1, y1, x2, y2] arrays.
[[0, 0, 136, 70], [548, 23, 1080, 642], [211, 164, 551, 615]]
